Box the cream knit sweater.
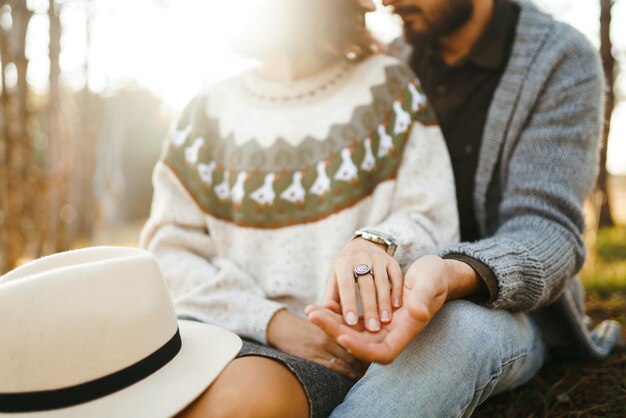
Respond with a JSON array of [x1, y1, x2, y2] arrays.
[[140, 55, 459, 344]]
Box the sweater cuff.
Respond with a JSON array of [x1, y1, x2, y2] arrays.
[[442, 253, 498, 304], [242, 300, 287, 345], [442, 237, 545, 311]]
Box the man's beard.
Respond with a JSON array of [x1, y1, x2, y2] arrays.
[[402, 0, 474, 48]]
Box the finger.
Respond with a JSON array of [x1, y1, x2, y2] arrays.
[[388, 261, 404, 309], [307, 305, 366, 332], [373, 264, 392, 323], [336, 335, 397, 365], [337, 321, 419, 365], [336, 263, 359, 326], [357, 274, 380, 331], [311, 309, 394, 363], [337, 309, 429, 365], [322, 270, 340, 307], [326, 339, 365, 373], [324, 300, 343, 315], [308, 308, 361, 342], [306, 302, 341, 316], [318, 356, 360, 380]]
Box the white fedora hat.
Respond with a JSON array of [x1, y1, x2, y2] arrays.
[[0, 247, 242, 418]]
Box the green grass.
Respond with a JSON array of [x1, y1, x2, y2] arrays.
[[582, 226, 626, 297], [474, 226, 626, 418]]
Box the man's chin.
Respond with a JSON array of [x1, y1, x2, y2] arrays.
[[404, 26, 439, 50]]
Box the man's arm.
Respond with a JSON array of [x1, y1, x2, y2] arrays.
[[441, 26, 604, 312]]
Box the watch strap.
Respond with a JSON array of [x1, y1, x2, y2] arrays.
[[353, 229, 398, 257]]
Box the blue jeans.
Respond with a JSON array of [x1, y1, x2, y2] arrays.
[[331, 300, 546, 418]]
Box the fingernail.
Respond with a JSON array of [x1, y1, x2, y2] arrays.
[[393, 298, 401, 308], [381, 310, 390, 322], [368, 317, 380, 331], [346, 311, 358, 325]]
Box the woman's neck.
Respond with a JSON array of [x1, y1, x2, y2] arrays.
[[256, 51, 342, 83]]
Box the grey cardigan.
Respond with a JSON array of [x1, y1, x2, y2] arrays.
[[441, 0, 621, 360]]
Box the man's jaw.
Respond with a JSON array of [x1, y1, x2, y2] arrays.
[[393, 4, 424, 19]]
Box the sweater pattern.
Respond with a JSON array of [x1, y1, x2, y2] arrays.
[[163, 64, 436, 229]]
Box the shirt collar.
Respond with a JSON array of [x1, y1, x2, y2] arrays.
[[467, 0, 518, 69]]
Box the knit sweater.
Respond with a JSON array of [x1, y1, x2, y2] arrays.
[[140, 55, 459, 344], [438, 0, 621, 359]]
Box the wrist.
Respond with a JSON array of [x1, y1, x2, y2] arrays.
[[353, 237, 388, 254], [443, 259, 486, 301], [266, 308, 289, 348]]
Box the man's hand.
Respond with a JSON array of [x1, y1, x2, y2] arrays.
[[308, 255, 485, 364], [323, 238, 404, 332], [267, 310, 369, 379]]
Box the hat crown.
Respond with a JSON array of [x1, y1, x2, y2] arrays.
[[0, 247, 178, 393]]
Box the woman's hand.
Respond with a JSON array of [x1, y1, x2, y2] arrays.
[[323, 238, 404, 332], [266, 310, 369, 380], [308, 255, 452, 364]]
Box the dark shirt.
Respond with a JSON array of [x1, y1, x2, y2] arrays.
[[409, 0, 520, 243]]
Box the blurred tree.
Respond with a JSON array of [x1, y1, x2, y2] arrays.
[[0, 1, 34, 272], [598, 0, 615, 227], [0, 0, 94, 273]]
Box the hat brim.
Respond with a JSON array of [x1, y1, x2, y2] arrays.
[[2, 320, 242, 418]]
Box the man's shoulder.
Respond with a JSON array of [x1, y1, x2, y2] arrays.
[[548, 20, 598, 60], [517, 1, 599, 65], [514, 2, 601, 85]]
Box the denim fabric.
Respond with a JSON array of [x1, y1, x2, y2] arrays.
[[331, 300, 546, 418], [237, 339, 356, 418]]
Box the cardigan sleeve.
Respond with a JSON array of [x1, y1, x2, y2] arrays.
[[140, 161, 285, 344], [368, 122, 461, 271], [441, 31, 604, 312]]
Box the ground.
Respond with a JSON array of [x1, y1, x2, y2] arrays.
[[475, 225, 626, 418]]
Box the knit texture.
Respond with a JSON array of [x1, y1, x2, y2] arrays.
[[141, 55, 459, 344], [441, 0, 621, 359]]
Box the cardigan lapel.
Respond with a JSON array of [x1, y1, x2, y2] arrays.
[[474, 0, 553, 236]]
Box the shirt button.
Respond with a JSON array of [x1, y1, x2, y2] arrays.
[[436, 85, 447, 95], [464, 145, 474, 154]]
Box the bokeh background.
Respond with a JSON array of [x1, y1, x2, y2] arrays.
[[0, 1, 625, 414]]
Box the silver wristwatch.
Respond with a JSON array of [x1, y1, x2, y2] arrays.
[[353, 229, 398, 257]]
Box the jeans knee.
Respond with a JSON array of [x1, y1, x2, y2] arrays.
[[433, 300, 502, 354]]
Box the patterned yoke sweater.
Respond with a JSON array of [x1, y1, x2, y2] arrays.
[[140, 55, 460, 344]]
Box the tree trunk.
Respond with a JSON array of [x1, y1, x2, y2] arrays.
[[0, 2, 33, 272], [47, 0, 70, 253], [0, 13, 10, 272], [598, 0, 615, 227]]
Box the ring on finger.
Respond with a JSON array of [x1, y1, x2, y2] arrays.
[[353, 264, 373, 280], [330, 356, 338, 365]]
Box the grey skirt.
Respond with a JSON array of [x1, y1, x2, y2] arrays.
[[237, 339, 356, 418]]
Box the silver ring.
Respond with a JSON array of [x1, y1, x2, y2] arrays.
[[353, 264, 372, 280], [330, 357, 338, 365]]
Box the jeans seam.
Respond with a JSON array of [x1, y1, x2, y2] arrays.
[[457, 352, 529, 418]]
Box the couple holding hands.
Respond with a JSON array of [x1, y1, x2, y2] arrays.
[[1, 0, 619, 417], [141, 0, 620, 416], [143, 0, 621, 416]]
